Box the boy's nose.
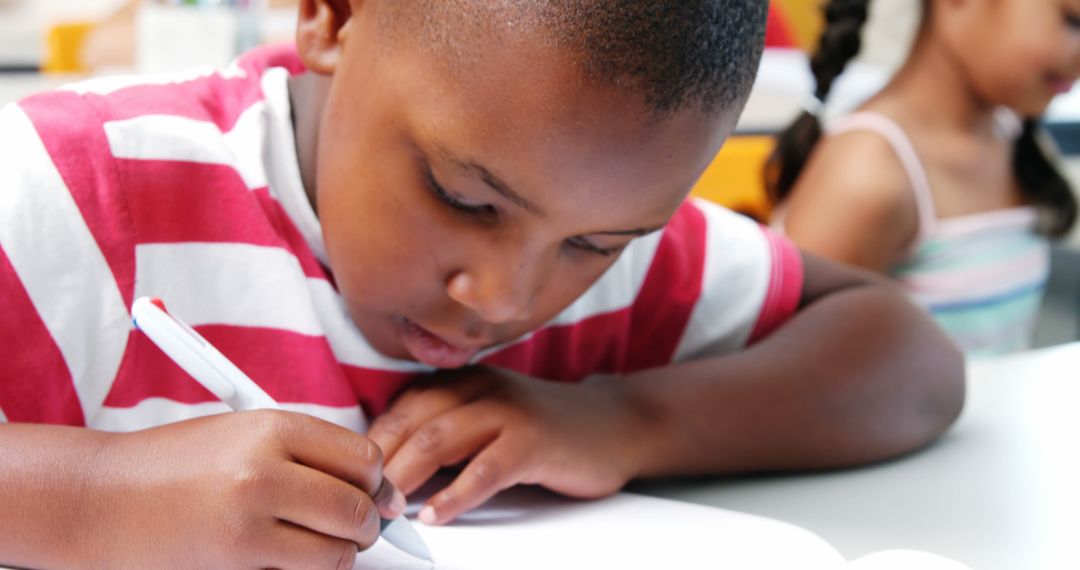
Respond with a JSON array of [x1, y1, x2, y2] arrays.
[[445, 264, 537, 325]]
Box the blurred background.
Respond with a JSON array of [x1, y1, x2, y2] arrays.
[[1, 0, 1077, 346]]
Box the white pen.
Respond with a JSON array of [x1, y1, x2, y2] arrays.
[[131, 296, 433, 563]]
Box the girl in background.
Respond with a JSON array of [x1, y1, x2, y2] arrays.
[[767, 0, 1080, 355]]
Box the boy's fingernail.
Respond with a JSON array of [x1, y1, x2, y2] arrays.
[[419, 505, 437, 525], [390, 488, 407, 515]]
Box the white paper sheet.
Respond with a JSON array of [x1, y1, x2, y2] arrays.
[[846, 550, 974, 570], [356, 482, 844, 570]]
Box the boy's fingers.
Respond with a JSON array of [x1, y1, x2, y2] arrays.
[[368, 376, 490, 461], [260, 520, 359, 570], [276, 412, 385, 495], [383, 403, 502, 495], [370, 476, 409, 520], [271, 462, 383, 549], [419, 437, 529, 525]]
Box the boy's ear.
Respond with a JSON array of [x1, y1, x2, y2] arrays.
[[296, 0, 354, 74]]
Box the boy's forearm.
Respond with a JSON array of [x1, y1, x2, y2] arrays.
[[0, 423, 113, 569], [608, 284, 966, 478]]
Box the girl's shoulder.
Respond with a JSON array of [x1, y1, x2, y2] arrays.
[[794, 111, 918, 215], [779, 110, 923, 270]]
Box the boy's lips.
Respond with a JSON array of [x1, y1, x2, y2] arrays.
[[398, 318, 483, 369], [1047, 74, 1075, 95]]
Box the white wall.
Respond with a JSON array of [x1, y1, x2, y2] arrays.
[[860, 0, 922, 72]]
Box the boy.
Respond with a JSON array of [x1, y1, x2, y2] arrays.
[[0, 0, 964, 567]]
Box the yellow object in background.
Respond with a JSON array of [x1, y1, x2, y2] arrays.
[[773, 0, 824, 52], [42, 21, 96, 73], [690, 135, 775, 222]]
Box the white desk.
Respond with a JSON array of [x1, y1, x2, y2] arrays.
[[635, 343, 1080, 569]]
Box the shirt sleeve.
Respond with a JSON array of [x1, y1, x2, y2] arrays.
[[0, 100, 132, 426], [670, 198, 804, 361]]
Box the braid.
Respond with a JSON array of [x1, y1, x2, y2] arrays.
[[810, 0, 870, 100], [1015, 119, 1077, 237], [764, 0, 872, 206]]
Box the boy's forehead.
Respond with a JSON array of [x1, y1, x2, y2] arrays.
[[377, 1, 556, 66], [373, 3, 631, 125], [365, 4, 737, 174]]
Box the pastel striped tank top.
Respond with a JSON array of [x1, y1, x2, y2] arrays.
[[830, 112, 1050, 356]]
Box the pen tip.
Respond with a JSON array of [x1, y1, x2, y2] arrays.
[[382, 516, 434, 563]]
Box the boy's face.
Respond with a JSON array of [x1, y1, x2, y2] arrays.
[[311, 4, 729, 368]]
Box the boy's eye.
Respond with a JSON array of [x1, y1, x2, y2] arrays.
[[1065, 9, 1080, 29], [425, 170, 496, 216], [564, 236, 625, 257]]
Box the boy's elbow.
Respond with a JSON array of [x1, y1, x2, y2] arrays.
[[887, 297, 968, 457], [916, 338, 966, 444], [846, 284, 967, 461], [848, 329, 965, 468]]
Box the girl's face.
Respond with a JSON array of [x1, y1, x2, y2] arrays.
[[312, 7, 729, 367], [945, 0, 1080, 115]]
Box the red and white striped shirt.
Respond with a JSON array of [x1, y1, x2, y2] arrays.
[[0, 45, 803, 433]]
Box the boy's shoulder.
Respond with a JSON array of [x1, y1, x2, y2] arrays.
[[14, 43, 304, 147], [4, 44, 308, 210], [619, 198, 767, 267], [1, 44, 313, 297], [570, 198, 780, 315]]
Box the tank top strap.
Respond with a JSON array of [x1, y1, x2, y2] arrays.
[[827, 111, 937, 247]]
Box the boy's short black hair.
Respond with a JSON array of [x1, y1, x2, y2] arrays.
[[381, 0, 769, 118]]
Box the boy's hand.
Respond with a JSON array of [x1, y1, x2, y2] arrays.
[[92, 410, 404, 569], [367, 367, 652, 525]]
